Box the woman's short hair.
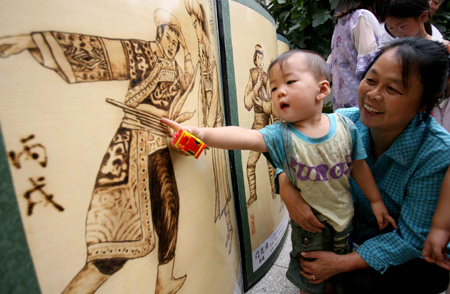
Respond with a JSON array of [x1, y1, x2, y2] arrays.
[[365, 37, 449, 117]]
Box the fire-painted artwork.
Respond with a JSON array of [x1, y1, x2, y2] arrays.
[[0, 0, 241, 293]]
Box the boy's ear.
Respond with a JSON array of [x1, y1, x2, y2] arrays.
[[316, 80, 331, 102]]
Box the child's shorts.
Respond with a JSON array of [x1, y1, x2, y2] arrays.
[[286, 219, 352, 294]]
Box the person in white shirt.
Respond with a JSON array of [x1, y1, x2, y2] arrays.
[[429, 0, 444, 38], [379, 0, 444, 47], [379, 0, 450, 133]]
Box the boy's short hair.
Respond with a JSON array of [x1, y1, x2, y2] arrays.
[[268, 49, 330, 82]]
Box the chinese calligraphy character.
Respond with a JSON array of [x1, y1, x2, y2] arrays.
[[24, 177, 64, 215], [8, 134, 48, 169]]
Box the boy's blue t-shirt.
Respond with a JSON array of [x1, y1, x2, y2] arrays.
[[259, 113, 366, 232]]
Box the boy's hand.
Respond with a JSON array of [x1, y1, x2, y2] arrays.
[[161, 117, 207, 157], [161, 117, 204, 141], [371, 201, 397, 230]]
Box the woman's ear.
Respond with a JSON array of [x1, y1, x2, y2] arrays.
[[419, 10, 429, 24], [316, 80, 331, 102]]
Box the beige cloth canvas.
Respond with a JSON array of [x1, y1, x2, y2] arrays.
[[0, 0, 241, 293]]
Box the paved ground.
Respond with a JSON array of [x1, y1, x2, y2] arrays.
[[246, 227, 298, 294]]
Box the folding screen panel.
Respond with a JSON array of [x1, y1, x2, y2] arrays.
[[277, 33, 291, 55], [0, 0, 242, 293], [216, 0, 289, 291], [0, 0, 294, 292]]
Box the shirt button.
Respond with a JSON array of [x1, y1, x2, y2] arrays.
[[303, 237, 310, 244]]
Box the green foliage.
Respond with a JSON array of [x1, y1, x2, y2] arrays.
[[266, 0, 450, 57], [433, 0, 450, 40], [265, 0, 449, 114], [266, 0, 338, 57]]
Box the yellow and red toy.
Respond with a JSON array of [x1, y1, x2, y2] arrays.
[[171, 129, 207, 159]]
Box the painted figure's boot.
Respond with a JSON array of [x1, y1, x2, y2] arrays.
[[268, 164, 276, 199], [156, 259, 186, 294], [246, 167, 257, 207], [63, 262, 110, 294], [224, 204, 233, 254]]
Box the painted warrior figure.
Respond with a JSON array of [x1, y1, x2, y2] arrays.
[[243, 44, 277, 207], [185, 0, 234, 252], [0, 8, 194, 294]]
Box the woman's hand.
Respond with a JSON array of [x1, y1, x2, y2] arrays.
[[299, 251, 345, 284], [279, 173, 325, 233], [299, 250, 369, 284]]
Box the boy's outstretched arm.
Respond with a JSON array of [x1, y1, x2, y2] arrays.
[[351, 159, 397, 230], [422, 167, 450, 270], [161, 117, 267, 152]]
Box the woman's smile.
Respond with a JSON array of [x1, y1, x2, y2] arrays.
[[363, 103, 383, 115]]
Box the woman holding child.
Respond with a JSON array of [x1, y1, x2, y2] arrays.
[[279, 37, 450, 293]]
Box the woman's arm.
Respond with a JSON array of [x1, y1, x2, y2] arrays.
[[423, 167, 450, 270], [355, 154, 450, 273], [300, 251, 370, 283], [278, 172, 324, 233]]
